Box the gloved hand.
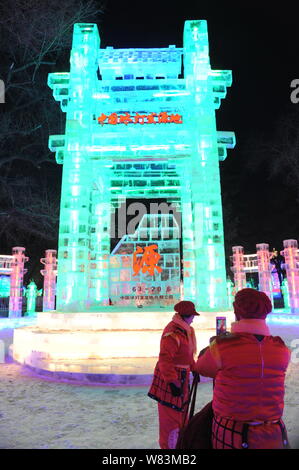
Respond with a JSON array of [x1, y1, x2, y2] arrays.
[[169, 382, 182, 397]]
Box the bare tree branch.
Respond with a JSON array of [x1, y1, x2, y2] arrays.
[[0, 0, 105, 277]]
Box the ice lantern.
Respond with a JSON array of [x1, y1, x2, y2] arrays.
[[9, 247, 28, 318], [47, 20, 236, 312], [282, 239, 299, 314]]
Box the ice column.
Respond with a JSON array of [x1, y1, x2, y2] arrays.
[[9, 247, 28, 318], [231, 246, 246, 293], [281, 239, 299, 313], [183, 20, 234, 310], [226, 278, 234, 309], [256, 243, 273, 303], [55, 25, 99, 311], [41, 249, 57, 311]]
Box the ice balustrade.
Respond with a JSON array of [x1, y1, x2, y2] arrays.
[[230, 240, 299, 313], [0, 255, 13, 300], [0, 248, 57, 317], [0, 255, 14, 273]]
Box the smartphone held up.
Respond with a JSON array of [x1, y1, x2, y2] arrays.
[[216, 316, 227, 336]]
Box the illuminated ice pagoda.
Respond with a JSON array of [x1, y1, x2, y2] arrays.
[[48, 20, 235, 312]]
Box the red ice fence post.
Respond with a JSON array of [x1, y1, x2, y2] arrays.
[[8, 247, 28, 318], [256, 243, 273, 303], [40, 250, 58, 311], [231, 246, 246, 293], [281, 239, 299, 314]]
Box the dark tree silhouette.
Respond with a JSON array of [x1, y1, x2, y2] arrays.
[[0, 0, 105, 280]]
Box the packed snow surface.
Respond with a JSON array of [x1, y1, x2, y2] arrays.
[[0, 319, 298, 449]]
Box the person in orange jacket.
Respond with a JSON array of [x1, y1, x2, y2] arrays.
[[148, 300, 200, 449], [194, 288, 291, 449]]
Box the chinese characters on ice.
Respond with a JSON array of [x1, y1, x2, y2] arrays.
[[97, 112, 183, 126]]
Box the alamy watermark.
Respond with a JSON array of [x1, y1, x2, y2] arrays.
[[290, 79, 299, 104], [290, 338, 299, 364], [110, 201, 183, 239], [0, 340, 4, 363], [0, 80, 5, 103]]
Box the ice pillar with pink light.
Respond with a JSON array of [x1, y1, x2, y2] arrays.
[[256, 243, 273, 303], [9, 247, 28, 318], [41, 250, 57, 311], [281, 239, 299, 314], [231, 246, 246, 293]]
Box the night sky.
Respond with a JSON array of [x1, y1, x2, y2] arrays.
[[97, 1, 299, 257], [2, 1, 299, 281]]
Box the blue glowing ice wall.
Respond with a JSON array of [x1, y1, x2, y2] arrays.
[[48, 20, 235, 311]]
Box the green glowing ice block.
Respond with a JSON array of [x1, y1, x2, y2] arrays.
[[48, 20, 235, 311], [0, 275, 10, 297], [25, 280, 38, 315]]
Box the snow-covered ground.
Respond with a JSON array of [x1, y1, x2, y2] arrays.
[[0, 319, 299, 449]]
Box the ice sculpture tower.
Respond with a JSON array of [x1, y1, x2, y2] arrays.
[[48, 20, 235, 312]]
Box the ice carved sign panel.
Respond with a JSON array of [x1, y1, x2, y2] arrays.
[[110, 214, 180, 306]]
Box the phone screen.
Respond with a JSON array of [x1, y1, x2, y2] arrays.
[[216, 316, 227, 335]]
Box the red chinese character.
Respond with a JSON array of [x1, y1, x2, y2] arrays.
[[134, 113, 147, 125], [133, 244, 163, 276], [133, 246, 143, 276], [158, 112, 169, 123], [146, 113, 157, 124], [98, 113, 107, 125], [108, 113, 119, 125], [169, 113, 183, 124], [119, 112, 133, 125]]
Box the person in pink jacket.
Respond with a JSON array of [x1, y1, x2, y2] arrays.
[[194, 288, 291, 449], [148, 300, 199, 449]]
